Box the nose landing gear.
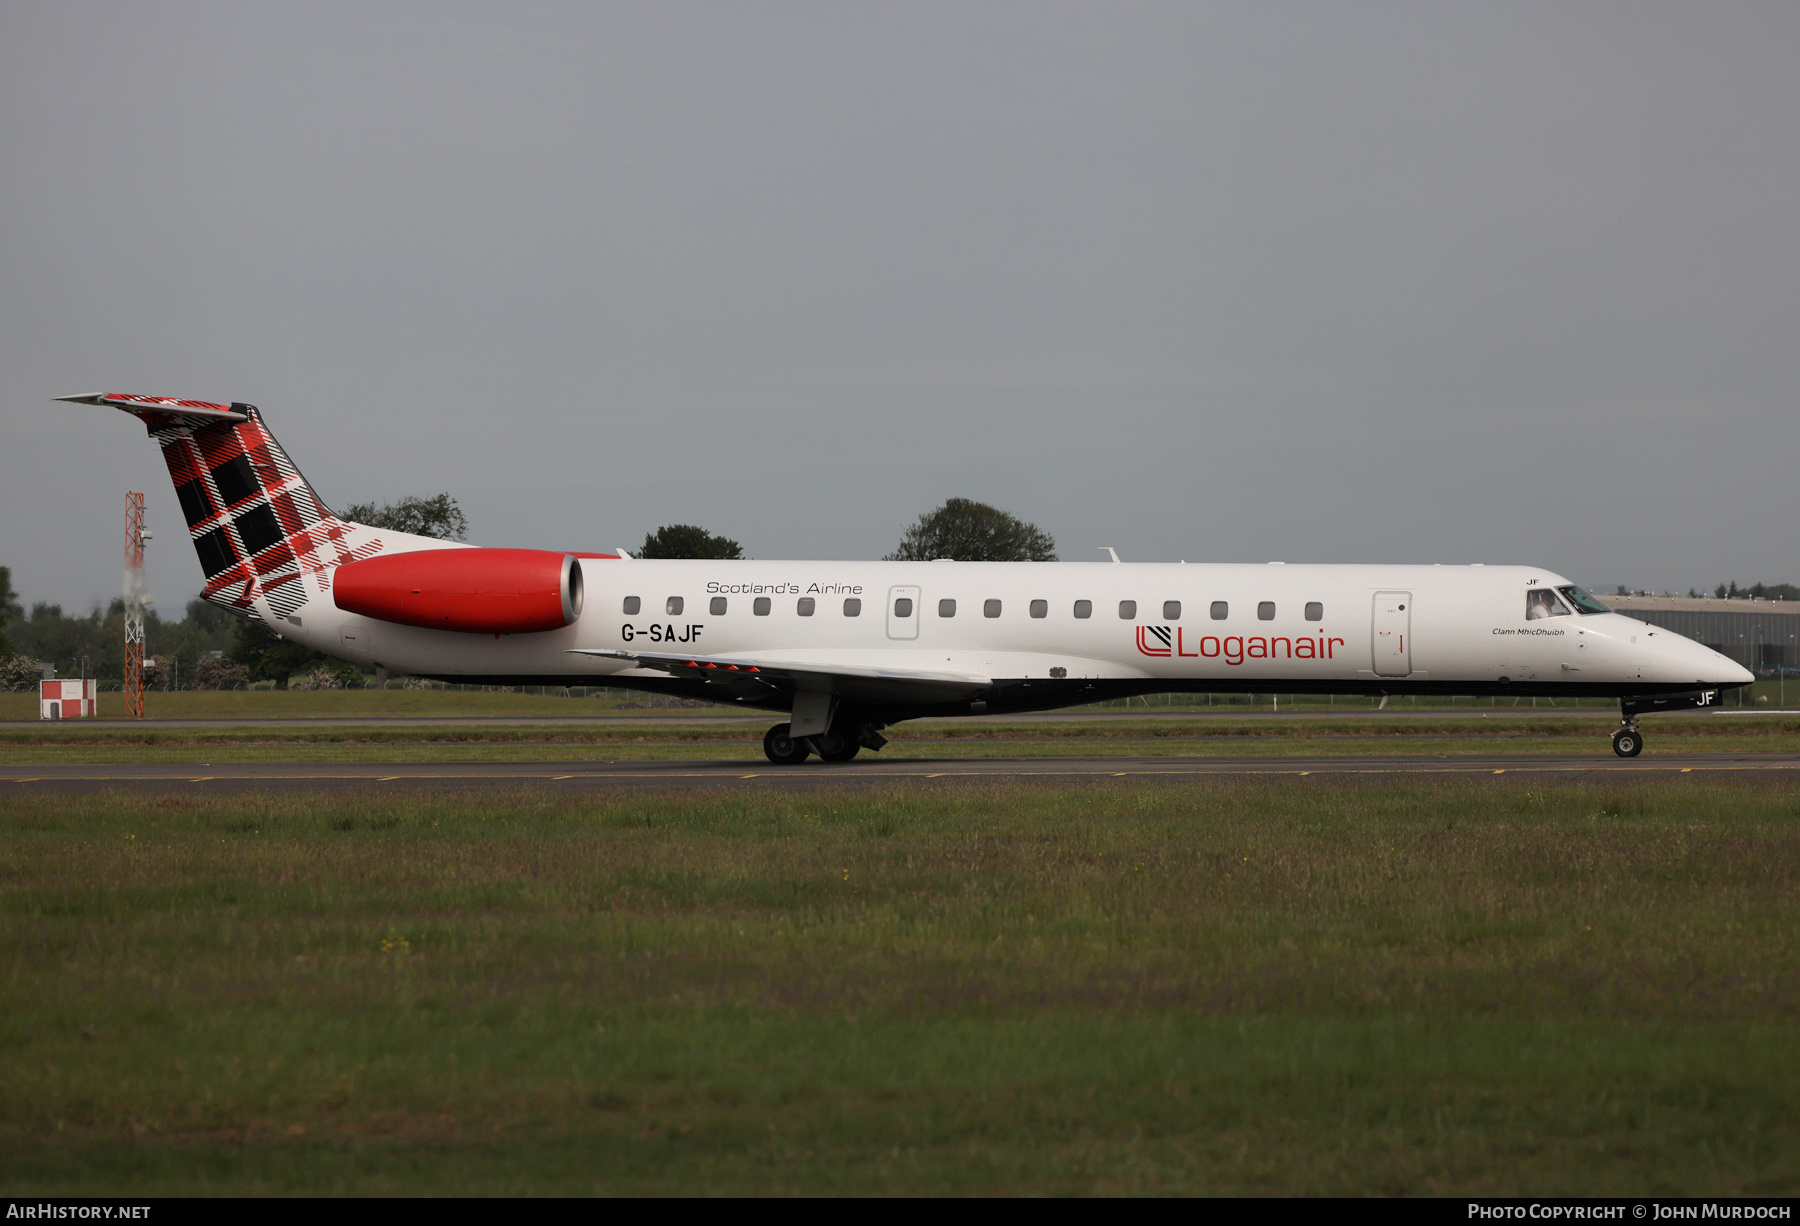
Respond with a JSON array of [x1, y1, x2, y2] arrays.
[[1612, 690, 1729, 756], [1611, 719, 1643, 758]]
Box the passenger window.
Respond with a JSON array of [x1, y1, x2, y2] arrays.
[[1073, 600, 1092, 619], [1526, 590, 1571, 620], [938, 598, 957, 617], [1304, 601, 1323, 621], [623, 596, 641, 615], [1210, 601, 1228, 620], [710, 597, 727, 616], [1030, 599, 1048, 619], [1257, 601, 1275, 621], [1119, 600, 1137, 619], [797, 597, 815, 616], [894, 597, 913, 617], [984, 599, 1002, 618], [844, 597, 862, 616], [1163, 601, 1181, 620], [666, 596, 684, 616], [753, 597, 771, 616]]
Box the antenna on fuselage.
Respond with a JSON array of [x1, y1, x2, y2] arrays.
[[1098, 547, 1121, 563]]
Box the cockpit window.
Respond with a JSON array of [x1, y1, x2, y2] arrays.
[[1526, 589, 1572, 620], [1558, 585, 1610, 615]]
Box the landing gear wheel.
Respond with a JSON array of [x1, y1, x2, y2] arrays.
[[817, 726, 861, 762], [763, 723, 811, 765], [1612, 727, 1643, 758]]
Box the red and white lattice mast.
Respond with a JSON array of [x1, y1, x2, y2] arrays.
[[123, 491, 148, 719]]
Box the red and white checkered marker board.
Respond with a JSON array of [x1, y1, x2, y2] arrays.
[[40, 680, 98, 720]]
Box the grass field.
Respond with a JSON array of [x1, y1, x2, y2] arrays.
[[3, 778, 1797, 1194], [3, 715, 1797, 764]]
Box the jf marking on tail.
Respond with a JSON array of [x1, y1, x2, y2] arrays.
[[59, 393, 1752, 763]]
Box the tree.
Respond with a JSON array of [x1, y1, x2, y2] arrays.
[[7, 601, 122, 682], [638, 525, 743, 560], [302, 661, 364, 690], [186, 597, 237, 636], [1711, 581, 1799, 602], [230, 618, 329, 691], [192, 655, 250, 690], [343, 493, 469, 541], [0, 565, 15, 658], [886, 498, 1056, 562], [0, 654, 42, 692], [0, 584, 242, 686]]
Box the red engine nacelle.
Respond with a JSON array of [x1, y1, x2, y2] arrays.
[[332, 548, 584, 634]]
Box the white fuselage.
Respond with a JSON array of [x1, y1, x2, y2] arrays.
[[70, 393, 1753, 733], [276, 554, 1752, 720]]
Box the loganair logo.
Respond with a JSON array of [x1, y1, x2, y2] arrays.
[[1136, 626, 1173, 656], [1136, 624, 1346, 666]]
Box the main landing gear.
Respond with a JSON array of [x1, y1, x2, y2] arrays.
[[763, 723, 808, 765], [1611, 720, 1643, 758], [762, 722, 880, 765], [815, 725, 862, 762]]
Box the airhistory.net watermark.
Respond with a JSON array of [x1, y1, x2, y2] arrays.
[[6, 1208, 151, 1220]]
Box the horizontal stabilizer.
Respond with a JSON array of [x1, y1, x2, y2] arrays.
[[56, 393, 248, 424]]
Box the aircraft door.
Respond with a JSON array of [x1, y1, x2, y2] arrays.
[[887, 585, 921, 641], [1372, 591, 1411, 677]]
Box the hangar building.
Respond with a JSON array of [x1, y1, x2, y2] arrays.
[[1606, 595, 1799, 673]]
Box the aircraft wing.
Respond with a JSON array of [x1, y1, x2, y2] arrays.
[[565, 648, 992, 703]]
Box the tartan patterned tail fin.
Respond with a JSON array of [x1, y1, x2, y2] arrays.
[[58, 394, 384, 623]]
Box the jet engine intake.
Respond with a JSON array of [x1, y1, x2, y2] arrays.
[[332, 548, 584, 634]]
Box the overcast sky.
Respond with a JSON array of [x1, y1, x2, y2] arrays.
[[4, 1, 1796, 613]]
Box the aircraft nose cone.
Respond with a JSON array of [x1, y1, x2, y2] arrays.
[[1642, 625, 1755, 689], [1685, 637, 1753, 687]]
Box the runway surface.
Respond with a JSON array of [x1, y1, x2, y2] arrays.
[[4, 753, 1796, 794], [7, 708, 1791, 732]]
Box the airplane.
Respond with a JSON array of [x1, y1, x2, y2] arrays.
[[60, 393, 1754, 762]]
